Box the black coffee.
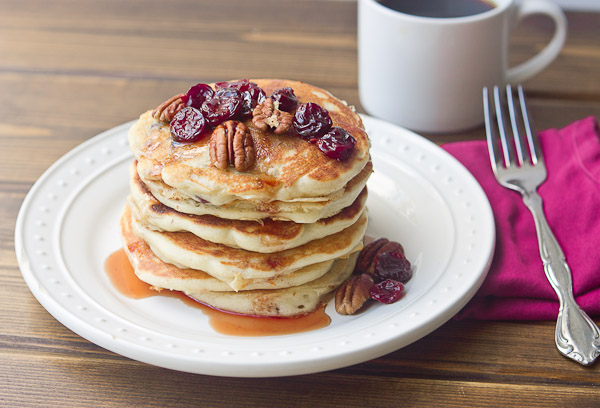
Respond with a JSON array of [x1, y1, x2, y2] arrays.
[[378, 0, 496, 18]]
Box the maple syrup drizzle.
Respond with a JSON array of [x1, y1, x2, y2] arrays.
[[104, 249, 330, 336]]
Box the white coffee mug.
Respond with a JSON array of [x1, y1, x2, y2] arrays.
[[358, 0, 567, 133]]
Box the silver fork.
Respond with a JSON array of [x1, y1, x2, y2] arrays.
[[483, 84, 600, 366]]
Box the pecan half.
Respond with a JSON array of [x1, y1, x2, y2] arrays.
[[252, 97, 292, 134], [209, 120, 255, 172], [152, 93, 186, 122], [355, 238, 405, 276], [335, 273, 374, 315]]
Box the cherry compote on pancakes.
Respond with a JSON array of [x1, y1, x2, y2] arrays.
[[165, 80, 357, 162]]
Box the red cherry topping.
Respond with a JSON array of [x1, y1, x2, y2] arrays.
[[317, 127, 356, 161], [182, 83, 214, 109], [201, 88, 243, 126], [270, 87, 298, 112], [293, 102, 332, 141], [170, 107, 207, 143], [216, 79, 266, 118]]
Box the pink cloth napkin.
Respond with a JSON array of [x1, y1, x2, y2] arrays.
[[442, 116, 600, 320]]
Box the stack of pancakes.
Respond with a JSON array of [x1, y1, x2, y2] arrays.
[[121, 79, 372, 317]]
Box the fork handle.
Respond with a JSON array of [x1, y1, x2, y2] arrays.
[[523, 191, 600, 366]]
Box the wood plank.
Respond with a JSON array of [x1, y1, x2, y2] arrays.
[[0, 0, 358, 88], [511, 12, 600, 96], [0, 3, 598, 94], [1, 352, 599, 408]]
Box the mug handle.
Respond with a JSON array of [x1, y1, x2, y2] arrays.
[[506, 0, 567, 84]]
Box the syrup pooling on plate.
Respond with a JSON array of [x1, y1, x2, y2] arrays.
[[105, 248, 330, 336], [202, 304, 330, 337], [105, 248, 155, 299]]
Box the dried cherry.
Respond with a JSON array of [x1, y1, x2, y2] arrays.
[[170, 107, 207, 143], [373, 249, 412, 283], [293, 102, 332, 141], [201, 88, 243, 126], [270, 87, 298, 112], [370, 279, 405, 304], [182, 83, 214, 109], [317, 126, 356, 161], [216, 79, 265, 118]]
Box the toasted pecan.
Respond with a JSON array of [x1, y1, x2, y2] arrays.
[[252, 97, 293, 134], [209, 120, 255, 172], [335, 273, 374, 315], [152, 93, 186, 122]]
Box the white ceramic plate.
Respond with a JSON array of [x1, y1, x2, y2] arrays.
[[15, 115, 495, 377]]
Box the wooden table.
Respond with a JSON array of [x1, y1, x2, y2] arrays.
[[1, 1, 599, 406]]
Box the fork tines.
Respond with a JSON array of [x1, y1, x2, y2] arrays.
[[483, 85, 543, 172]]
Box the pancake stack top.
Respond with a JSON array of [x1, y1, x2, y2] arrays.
[[122, 79, 372, 317]]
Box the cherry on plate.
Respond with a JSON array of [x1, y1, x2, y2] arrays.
[[370, 279, 405, 304]]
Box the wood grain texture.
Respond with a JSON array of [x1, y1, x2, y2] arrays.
[[1, 1, 599, 407]]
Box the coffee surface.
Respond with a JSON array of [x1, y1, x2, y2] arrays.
[[378, 0, 496, 18]]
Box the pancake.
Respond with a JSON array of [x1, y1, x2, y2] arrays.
[[130, 207, 367, 290], [188, 252, 358, 317], [129, 163, 368, 253], [121, 204, 336, 292], [129, 79, 370, 206], [139, 160, 372, 223]]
